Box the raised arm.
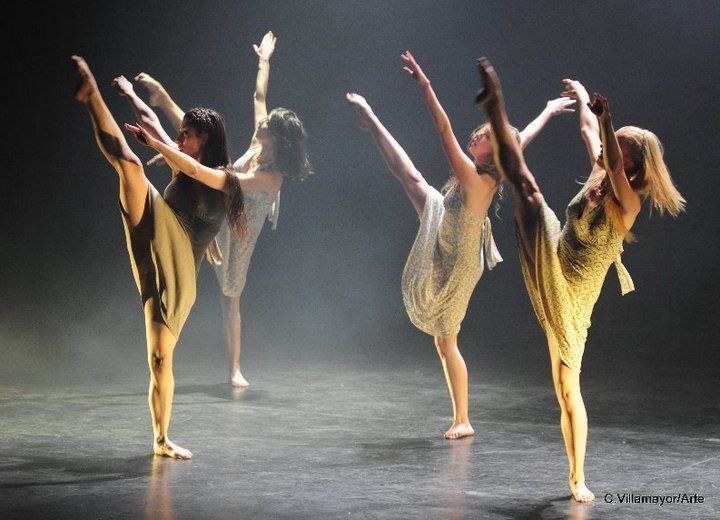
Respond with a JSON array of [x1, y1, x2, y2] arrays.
[[135, 73, 185, 131], [112, 76, 176, 147], [588, 93, 641, 219], [125, 122, 230, 193], [519, 97, 576, 149], [249, 31, 276, 147], [401, 51, 478, 186], [562, 79, 601, 166]]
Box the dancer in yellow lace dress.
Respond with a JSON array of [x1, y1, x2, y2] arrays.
[[475, 59, 685, 502]]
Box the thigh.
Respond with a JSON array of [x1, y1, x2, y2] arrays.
[[118, 161, 150, 228]]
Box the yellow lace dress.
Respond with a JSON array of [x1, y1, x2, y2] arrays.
[[518, 187, 635, 371]]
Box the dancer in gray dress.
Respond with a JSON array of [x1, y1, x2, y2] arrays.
[[135, 31, 312, 387], [347, 51, 575, 439]]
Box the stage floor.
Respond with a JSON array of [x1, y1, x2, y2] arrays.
[[1, 361, 717, 519]]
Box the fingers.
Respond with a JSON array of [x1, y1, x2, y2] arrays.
[[402, 66, 415, 76]]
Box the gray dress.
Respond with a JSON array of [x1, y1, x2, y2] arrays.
[[401, 182, 502, 337], [214, 147, 280, 298]]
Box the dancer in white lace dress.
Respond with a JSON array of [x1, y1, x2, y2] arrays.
[[347, 51, 574, 439], [135, 32, 312, 387]]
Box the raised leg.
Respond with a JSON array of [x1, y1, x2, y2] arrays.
[[219, 294, 249, 387], [72, 56, 149, 226], [547, 333, 594, 502], [434, 335, 474, 439], [475, 59, 545, 258], [144, 299, 192, 459], [347, 93, 429, 216]]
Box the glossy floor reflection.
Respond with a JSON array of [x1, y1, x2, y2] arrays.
[[1, 361, 717, 519]]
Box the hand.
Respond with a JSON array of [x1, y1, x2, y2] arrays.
[[545, 97, 576, 116], [561, 78, 590, 103], [134, 72, 165, 106], [253, 31, 276, 61], [587, 92, 610, 119], [346, 92, 373, 132], [475, 57, 502, 108], [401, 51, 430, 87], [124, 121, 157, 147], [111, 75, 134, 97]]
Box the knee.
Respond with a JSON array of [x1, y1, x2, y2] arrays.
[[149, 349, 173, 374], [556, 379, 580, 411], [434, 336, 456, 357]]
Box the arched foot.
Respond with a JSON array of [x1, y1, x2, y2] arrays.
[[71, 55, 98, 102]]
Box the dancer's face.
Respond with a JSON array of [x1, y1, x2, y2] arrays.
[[467, 129, 492, 160], [176, 124, 207, 161], [255, 119, 275, 151], [596, 141, 639, 180]]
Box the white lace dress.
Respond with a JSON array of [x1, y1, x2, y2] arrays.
[[214, 147, 280, 298], [401, 182, 502, 336]]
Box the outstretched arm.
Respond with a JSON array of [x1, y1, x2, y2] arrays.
[[562, 79, 600, 165], [113, 76, 176, 147], [401, 51, 478, 187], [519, 97, 576, 149], [135, 73, 185, 131], [250, 31, 276, 147], [125, 122, 230, 192], [588, 94, 641, 218]]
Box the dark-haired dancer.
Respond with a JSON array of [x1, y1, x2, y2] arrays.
[[476, 59, 685, 501], [73, 56, 244, 459], [347, 52, 574, 439], [135, 31, 312, 387]]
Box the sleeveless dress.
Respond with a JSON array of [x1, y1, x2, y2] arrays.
[[214, 147, 280, 298], [121, 173, 226, 337], [517, 187, 635, 371], [401, 182, 503, 337]]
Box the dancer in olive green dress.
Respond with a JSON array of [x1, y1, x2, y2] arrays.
[[475, 59, 685, 502], [73, 56, 244, 459]]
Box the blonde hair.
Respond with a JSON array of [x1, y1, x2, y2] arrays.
[[586, 125, 685, 240], [442, 123, 521, 216]]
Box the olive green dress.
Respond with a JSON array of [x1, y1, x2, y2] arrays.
[[517, 187, 635, 371], [121, 173, 226, 337]]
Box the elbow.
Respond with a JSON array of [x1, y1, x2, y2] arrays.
[[253, 91, 266, 103]]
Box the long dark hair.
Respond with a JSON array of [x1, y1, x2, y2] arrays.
[[264, 107, 314, 182], [183, 107, 245, 235]]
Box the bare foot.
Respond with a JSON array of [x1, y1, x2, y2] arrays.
[[570, 478, 595, 503], [135, 72, 165, 107], [474, 57, 502, 109], [153, 438, 193, 460], [230, 369, 250, 388], [71, 55, 98, 102], [444, 422, 474, 440], [345, 92, 374, 131]]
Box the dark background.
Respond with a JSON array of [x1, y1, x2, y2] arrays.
[[3, 0, 719, 390]]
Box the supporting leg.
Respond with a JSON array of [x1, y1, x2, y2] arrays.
[[219, 294, 249, 387], [434, 335, 474, 440], [144, 299, 192, 460]]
